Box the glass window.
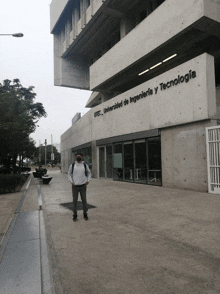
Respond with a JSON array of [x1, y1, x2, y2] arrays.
[[112, 137, 162, 186], [124, 143, 133, 169], [134, 141, 147, 183], [135, 141, 146, 169], [114, 144, 122, 153], [99, 147, 105, 178], [106, 145, 113, 178], [113, 144, 123, 181], [124, 143, 134, 181]]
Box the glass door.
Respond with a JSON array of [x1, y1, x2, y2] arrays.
[[147, 138, 162, 185], [99, 147, 105, 178], [113, 144, 123, 180], [134, 140, 147, 183], [111, 137, 162, 185], [106, 145, 113, 178], [124, 142, 134, 182]]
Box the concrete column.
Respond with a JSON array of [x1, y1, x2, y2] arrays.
[[73, 8, 79, 37], [53, 34, 62, 84], [80, 0, 83, 28], [91, 0, 94, 16], [161, 120, 216, 192], [68, 149, 73, 170], [60, 28, 65, 44], [81, 0, 88, 27], [92, 140, 97, 178], [85, 0, 90, 10], [66, 18, 72, 37], [101, 94, 107, 103], [120, 17, 134, 39], [101, 93, 112, 103]]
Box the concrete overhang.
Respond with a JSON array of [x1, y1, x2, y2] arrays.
[[85, 92, 101, 108], [89, 0, 220, 93], [61, 0, 142, 57]]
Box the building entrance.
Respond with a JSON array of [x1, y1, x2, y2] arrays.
[[98, 136, 161, 185]]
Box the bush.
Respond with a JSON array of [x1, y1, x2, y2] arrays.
[[0, 174, 29, 194]]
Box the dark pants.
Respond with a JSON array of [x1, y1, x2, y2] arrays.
[[72, 185, 88, 216]]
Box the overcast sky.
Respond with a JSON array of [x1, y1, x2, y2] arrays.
[[0, 0, 91, 148]]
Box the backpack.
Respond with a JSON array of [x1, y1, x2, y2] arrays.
[[72, 162, 88, 177]]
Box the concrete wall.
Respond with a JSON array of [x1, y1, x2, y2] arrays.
[[50, 0, 69, 32], [216, 87, 220, 118], [61, 110, 93, 153], [91, 140, 98, 178], [161, 120, 217, 192], [90, 0, 220, 90], [61, 53, 217, 185], [72, 113, 81, 126], [50, 0, 104, 32], [61, 53, 216, 149], [53, 35, 90, 89], [51, 0, 104, 89], [92, 53, 216, 139]]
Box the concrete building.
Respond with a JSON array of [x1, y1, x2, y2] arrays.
[[50, 0, 220, 192]]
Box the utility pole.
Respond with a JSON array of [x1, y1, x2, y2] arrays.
[[45, 139, 47, 168], [51, 134, 54, 165], [39, 140, 41, 165]]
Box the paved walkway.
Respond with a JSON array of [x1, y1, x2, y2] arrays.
[[41, 170, 220, 294], [0, 169, 220, 293], [0, 173, 52, 294]]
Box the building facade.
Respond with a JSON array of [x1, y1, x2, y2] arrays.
[[50, 0, 220, 192]]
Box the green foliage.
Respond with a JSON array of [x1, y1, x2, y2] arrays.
[[0, 174, 29, 194], [0, 79, 47, 170]]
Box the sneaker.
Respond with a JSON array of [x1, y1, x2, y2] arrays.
[[84, 213, 88, 220], [73, 215, 77, 221]]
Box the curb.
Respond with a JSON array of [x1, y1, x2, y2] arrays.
[[38, 183, 55, 293], [38, 185, 43, 210], [0, 175, 54, 293]]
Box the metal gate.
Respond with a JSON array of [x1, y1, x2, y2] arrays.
[[206, 125, 220, 194]]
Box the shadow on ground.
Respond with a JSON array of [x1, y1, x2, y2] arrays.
[[60, 201, 96, 211]]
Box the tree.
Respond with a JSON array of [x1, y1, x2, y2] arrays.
[[0, 79, 47, 171], [18, 137, 37, 167]]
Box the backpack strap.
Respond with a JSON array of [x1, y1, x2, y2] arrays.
[[84, 163, 88, 177], [72, 162, 75, 174]]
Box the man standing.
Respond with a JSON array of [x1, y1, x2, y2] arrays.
[[68, 153, 91, 221]]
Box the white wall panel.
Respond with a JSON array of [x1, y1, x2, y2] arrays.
[[61, 53, 216, 152]]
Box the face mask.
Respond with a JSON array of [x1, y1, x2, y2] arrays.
[[76, 157, 82, 162]]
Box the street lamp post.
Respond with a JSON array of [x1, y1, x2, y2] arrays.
[[45, 139, 47, 168], [0, 33, 24, 37]]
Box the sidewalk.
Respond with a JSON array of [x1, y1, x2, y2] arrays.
[[0, 169, 220, 293], [40, 170, 220, 294], [0, 173, 53, 294]]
